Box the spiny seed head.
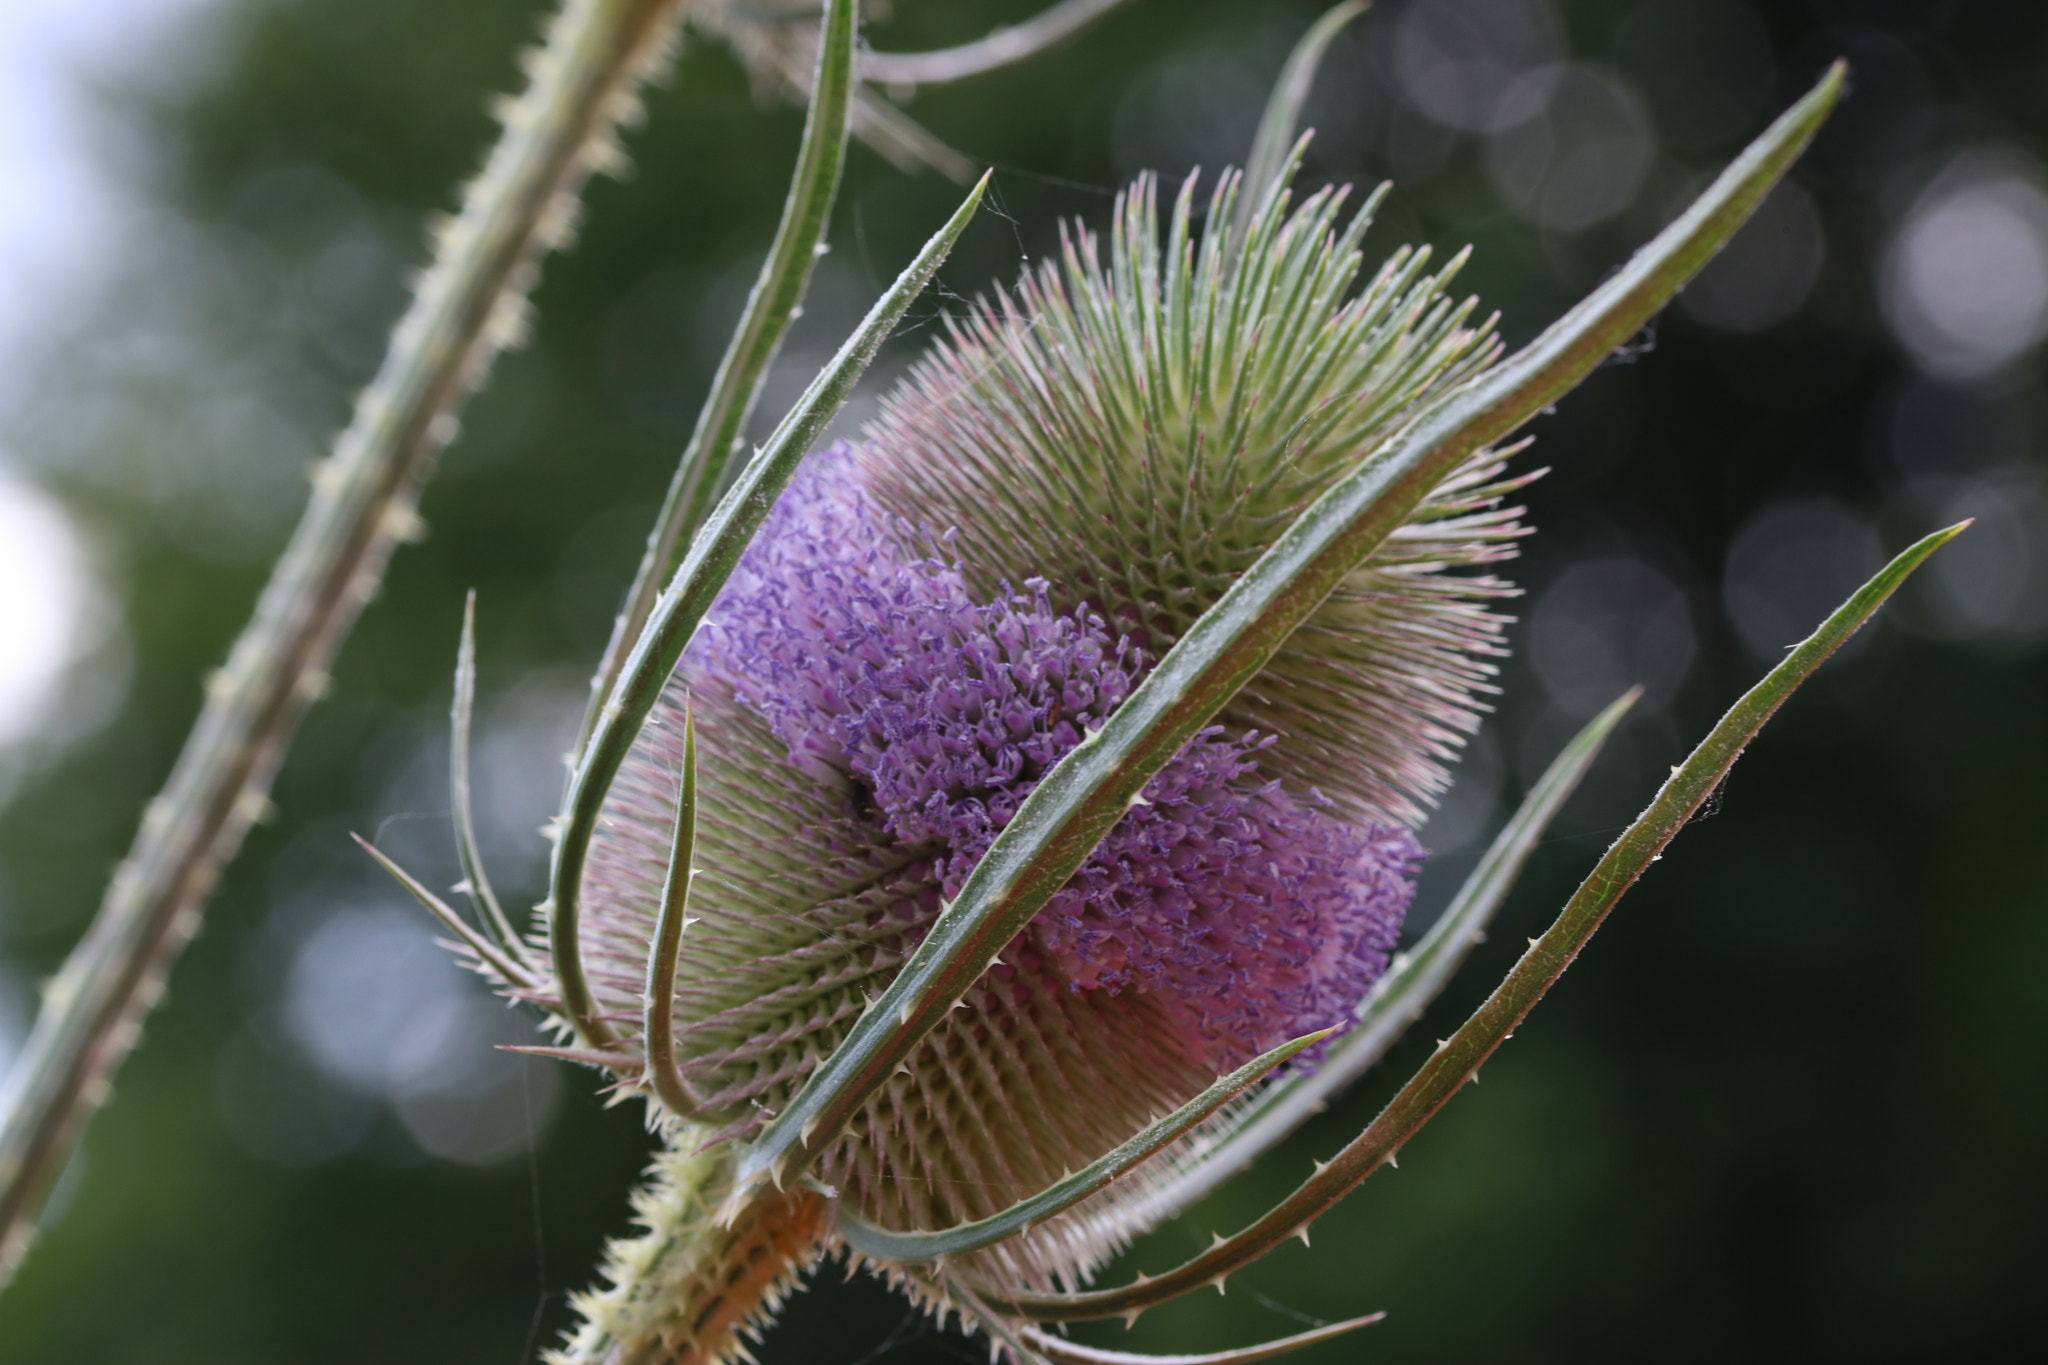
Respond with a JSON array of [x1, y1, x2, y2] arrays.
[[864, 169, 1527, 824], [576, 168, 1529, 1293]]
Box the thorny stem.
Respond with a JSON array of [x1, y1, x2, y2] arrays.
[[550, 1135, 827, 1365], [0, 0, 690, 1283]]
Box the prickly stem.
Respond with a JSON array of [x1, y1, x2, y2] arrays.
[[0, 0, 691, 1283]]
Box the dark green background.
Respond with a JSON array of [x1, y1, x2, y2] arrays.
[[2, 0, 2043, 1360]]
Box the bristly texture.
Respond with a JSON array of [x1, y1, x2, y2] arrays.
[[567, 164, 1530, 1327], [547, 1138, 827, 1365], [465, 46, 1859, 1362], [702, 445, 1421, 1066], [578, 443, 1423, 1295], [862, 169, 1528, 826], [582, 677, 1224, 1295]]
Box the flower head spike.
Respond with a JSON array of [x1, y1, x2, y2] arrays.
[[862, 168, 1524, 825]]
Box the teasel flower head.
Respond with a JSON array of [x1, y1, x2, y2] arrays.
[[371, 10, 1862, 1361], [553, 150, 1521, 1334]]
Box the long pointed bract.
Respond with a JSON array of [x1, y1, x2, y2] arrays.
[[736, 62, 1848, 1194], [547, 172, 990, 1048], [1018, 1316, 1384, 1365], [1232, 0, 1369, 248], [833, 1030, 1329, 1262], [1138, 687, 1640, 1218], [355, 835, 534, 990], [578, 0, 857, 764], [452, 592, 531, 971], [984, 521, 1967, 1322], [947, 1275, 1056, 1365], [642, 704, 701, 1119]]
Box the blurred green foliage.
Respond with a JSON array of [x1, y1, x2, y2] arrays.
[[2, 0, 2045, 1361]]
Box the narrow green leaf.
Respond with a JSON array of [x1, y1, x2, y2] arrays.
[[354, 834, 533, 989], [1140, 688, 1639, 1218], [833, 1029, 1329, 1263], [450, 592, 532, 973], [504, 1041, 641, 1073], [983, 521, 1968, 1322], [1017, 1315, 1384, 1365], [547, 171, 991, 1048], [576, 0, 857, 763], [1233, 0, 1370, 249], [736, 62, 1846, 1192], [641, 703, 700, 1119]]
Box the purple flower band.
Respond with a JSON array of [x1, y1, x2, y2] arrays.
[[695, 444, 1423, 1068]]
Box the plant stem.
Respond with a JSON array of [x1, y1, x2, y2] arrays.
[[551, 1135, 826, 1365], [0, 0, 690, 1283]]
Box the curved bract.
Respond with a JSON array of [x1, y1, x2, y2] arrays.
[[830, 1029, 1331, 1264], [1133, 687, 1643, 1223], [981, 523, 1960, 1327], [579, 0, 862, 765], [543, 157, 989, 1051]]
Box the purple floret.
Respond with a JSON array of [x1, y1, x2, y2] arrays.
[[692, 445, 1423, 1068]]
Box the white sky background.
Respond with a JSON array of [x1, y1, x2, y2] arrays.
[[0, 0, 225, 395], [0, 1, 224, 752], [0, 0, 226, 1064], [0, 2, 570, 1160]]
